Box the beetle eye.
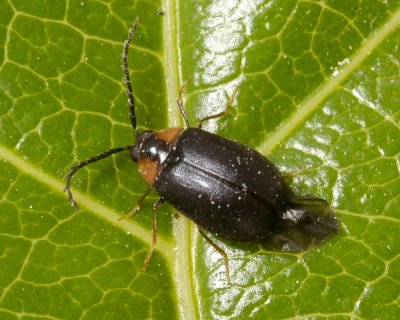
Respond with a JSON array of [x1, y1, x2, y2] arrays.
[[130, 145, 140, 162]]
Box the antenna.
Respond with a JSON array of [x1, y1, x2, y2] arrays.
[[122, 17, 140, 139]]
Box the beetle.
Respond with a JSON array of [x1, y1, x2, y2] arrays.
[[64, 18, 339, 284]]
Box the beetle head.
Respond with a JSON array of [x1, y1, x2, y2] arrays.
[[130, 131, 154, 162], [130, 130, 173, 164]]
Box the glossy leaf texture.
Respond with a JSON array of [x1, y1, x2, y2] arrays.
[[0, 1, 399, 319]]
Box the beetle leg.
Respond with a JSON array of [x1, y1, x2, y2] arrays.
[[197, 86, 239, 129], [118, 187, 153, 220], [198, 228, 231, 285], [142, 197, 165, 271], [64, 146, 133, 211], [176, 80, 192, 128], [282, 168, 309, 181]]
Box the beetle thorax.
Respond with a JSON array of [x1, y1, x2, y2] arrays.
[[131, 128, 182, 186]]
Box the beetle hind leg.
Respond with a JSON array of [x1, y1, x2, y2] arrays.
[[282, 168, 309, 181], [198, 228, 231, 285]]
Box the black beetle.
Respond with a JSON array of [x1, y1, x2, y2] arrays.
[[64, 18, 339, 284]]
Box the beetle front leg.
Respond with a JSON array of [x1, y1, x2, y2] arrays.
[[118, 187, 153, 221], [141, 197, 165, 271], [176, 80, 192, 128], [198, 228, 231, 285]]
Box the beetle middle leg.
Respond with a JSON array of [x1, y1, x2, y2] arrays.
[[197, 86, 239, 129], [198, 228, 231, 285], [142, 197, 165, 271]]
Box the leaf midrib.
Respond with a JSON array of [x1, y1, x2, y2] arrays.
[[161, 0, 199, 318]]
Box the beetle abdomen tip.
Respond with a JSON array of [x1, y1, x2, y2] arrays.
[[269, 195, 339, 251]]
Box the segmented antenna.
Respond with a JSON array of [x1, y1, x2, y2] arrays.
[[122, 17, 140, 139]]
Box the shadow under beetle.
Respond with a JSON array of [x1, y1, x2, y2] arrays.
[[64, 18, 339, 285]]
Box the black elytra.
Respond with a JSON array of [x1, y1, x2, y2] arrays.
[[64, 17, 339, 285]]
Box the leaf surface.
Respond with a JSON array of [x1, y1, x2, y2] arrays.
[[0, 1, 399, 319]]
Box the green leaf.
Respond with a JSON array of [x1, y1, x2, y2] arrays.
[[1, 1, 399, 319]]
